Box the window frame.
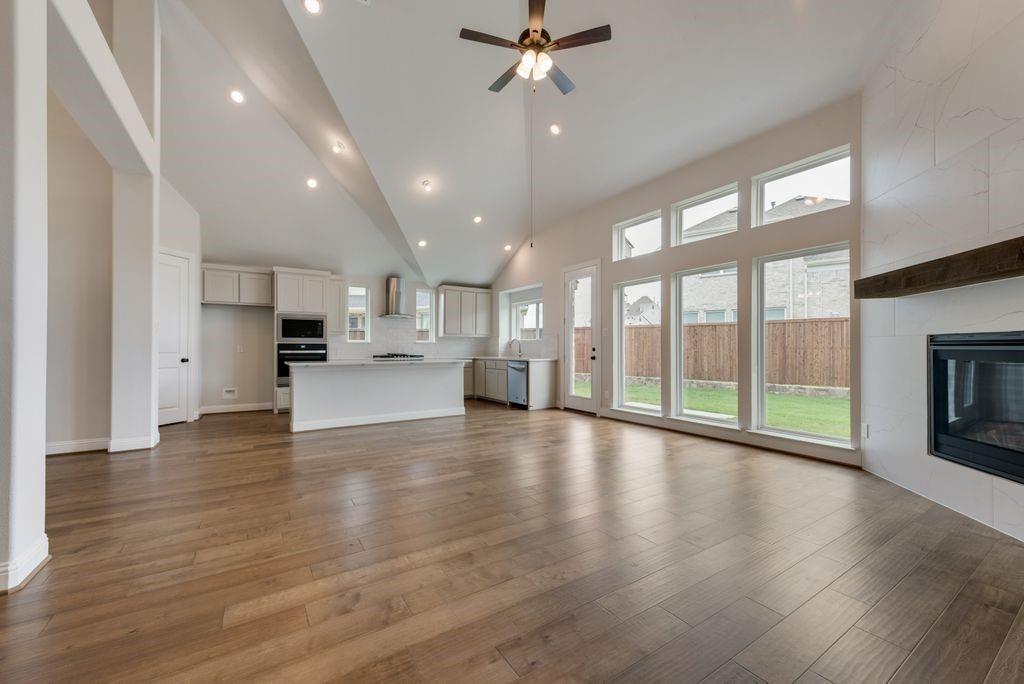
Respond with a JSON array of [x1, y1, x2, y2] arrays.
[[346, 283, 370, 343], [752, 145, 851, 228], [614, 276, 663, 414], [672, 262, 739, 425], [612, 210, 663, 262], [511, 299, 544, 341], [414, 288, 434, 343], [753, 242, 851, 444], [671, 182, 740, 246]]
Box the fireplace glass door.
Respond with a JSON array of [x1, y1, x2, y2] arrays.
[[930, 332, 1024, 484]]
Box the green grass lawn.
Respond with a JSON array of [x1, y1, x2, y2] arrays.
[[573, 380, 850, 440]]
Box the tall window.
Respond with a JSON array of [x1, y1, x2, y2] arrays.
[[617, 278, 662, 412], [754, 146, 850, 227], [675, 265, 738, 424], [672, 183, 739, 245], [415, 289, 433, 342], [512, 300, 543, 340], [613, 211, 662, 261], [758, 246, 850, 441], [347, 284, 369, 342]]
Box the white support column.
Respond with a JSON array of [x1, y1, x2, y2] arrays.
[[109, 0, 160, 452], [0, 0, 50, 591]]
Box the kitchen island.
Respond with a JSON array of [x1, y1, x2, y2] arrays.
[[287, 359, 466, 433]]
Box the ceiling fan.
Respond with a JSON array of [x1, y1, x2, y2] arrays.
[[459, 0, 611, 95]]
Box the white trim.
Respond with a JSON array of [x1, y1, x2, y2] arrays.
[[291, 407, 466, 433], [562, 261, 601, 414], [272, 265, 332, 277], [752, 144, 851, 227], [160, 248, 198, 424], [46, 438, 109, 455], [671, 182, 740, 246], [200, 402, 272, 415], [613, 209, 663, 262], [200, 262, 272, 274], [0, 535, 49, 592], [108, 435, 159, 453]]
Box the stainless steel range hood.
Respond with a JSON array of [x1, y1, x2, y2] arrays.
[[380, 275, 414, 318]]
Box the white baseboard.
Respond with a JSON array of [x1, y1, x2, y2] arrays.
[[46, 438, 110, 455], [108, 435, 159, 453], [200, 402, 272, 416], [0, 534, 49, 592], [291, 407, 466, 433]]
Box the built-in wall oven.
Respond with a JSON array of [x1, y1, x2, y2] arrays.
[[277, 343, 327, 387], [276, 313, 326, 344]]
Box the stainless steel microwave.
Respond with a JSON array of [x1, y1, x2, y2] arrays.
[[276, 313, 326, 344]]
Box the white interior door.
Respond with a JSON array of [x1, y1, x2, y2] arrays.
[[564, 264, 599, 413], [158, 252, 190, 425]]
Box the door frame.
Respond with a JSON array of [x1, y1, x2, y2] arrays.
[[562, 259, 601, 413], [158, 248, 198, 424]]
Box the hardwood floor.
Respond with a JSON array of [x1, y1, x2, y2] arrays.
[[2, 401, 1023, 682]]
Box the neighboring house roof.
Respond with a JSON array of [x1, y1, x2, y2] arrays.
[[625, 296, 660, 324], [685, 196, 846, 234]]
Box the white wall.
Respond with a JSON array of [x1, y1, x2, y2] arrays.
[[201, 305, 274, 411], [46, 92, 113, 453], [860, 1, 1024, 541], [491, 96, 862, 465], [160, 178, 201, 421]]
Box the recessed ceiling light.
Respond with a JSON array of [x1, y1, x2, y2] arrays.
[[549, 123, 561, 135], [229, 89, 245, 104], [421, 179, 432, 192], [331, 140, 345, 154], [418, 240, 427, 247], [473, 216, 483, 224], [504, 244, 512, 251], [306, 177, 319, 189], [303, 0, 323, 15]]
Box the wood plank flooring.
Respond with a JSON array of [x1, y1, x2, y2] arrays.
[[2, 401, 1023, 682]]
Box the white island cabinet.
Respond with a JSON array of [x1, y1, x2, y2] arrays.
[[288, 360, 466, 433]]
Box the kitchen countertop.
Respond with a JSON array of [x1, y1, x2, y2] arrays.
[[288, 359, 467, 368], [470, 356, 558, 362]]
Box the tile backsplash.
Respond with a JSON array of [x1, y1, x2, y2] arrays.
[[328, 316, 492, 359]]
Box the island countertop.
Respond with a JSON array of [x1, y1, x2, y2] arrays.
[[287, 359, 468, 369]]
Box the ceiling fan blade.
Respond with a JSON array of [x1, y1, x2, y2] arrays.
[[489, 62, 521, 93], [528, 0, 546, 41], [548, 63, 576, 95], [548, 24, 611, 51], [459, 28, 523, 51]]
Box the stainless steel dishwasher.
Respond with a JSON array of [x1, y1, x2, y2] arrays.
[[507, 360, 528, 408]]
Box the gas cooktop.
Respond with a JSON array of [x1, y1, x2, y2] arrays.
[[372, 353, 425, 361]]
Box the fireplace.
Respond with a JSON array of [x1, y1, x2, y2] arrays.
[[929, 332, 1024, 484]]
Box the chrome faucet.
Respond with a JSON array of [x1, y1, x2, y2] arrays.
[[508, 338, 524, 358]]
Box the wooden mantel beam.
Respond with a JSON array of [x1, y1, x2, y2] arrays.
[[854, 236, 1024, 299]]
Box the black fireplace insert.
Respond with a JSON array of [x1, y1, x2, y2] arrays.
[[929, 331, 1024, 484]]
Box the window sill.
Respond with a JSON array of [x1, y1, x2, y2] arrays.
[[669, 414, 740, 431], [747, 428, 855, 451], [613, 404, 662, 417]]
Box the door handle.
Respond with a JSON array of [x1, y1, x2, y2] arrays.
[[181, 358, 190, 363]]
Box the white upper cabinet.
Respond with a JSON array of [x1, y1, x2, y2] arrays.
[[444, 289, 462, 335], [302, 276, 327, 314], [459, 291, 476, 334], [274, 269, 330, 314], [238, 272, 272, 306], [203, 269, 239, 304], [275, 273, 304, 312], [475, 292, 490, 337], [440, 286, 491, 337], [326, 279, 345, 334]]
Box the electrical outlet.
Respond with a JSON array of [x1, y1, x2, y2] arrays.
[[236, 345, 244, 353], [602, 328, 609, 337], [222, 388, 238, 399], [603, 390, 610, 400]]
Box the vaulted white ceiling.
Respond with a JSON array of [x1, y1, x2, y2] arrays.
[[163, 0, 901, 286]]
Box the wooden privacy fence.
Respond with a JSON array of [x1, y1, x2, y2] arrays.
[[573, 318, 850, 388]]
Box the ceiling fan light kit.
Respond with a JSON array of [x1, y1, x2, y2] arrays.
[[459, 0, 611, 95]]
